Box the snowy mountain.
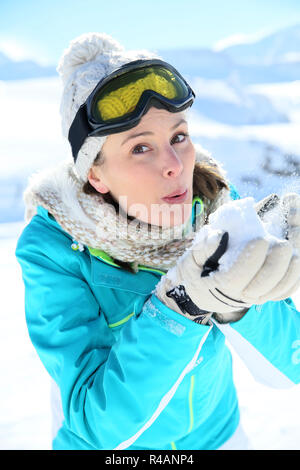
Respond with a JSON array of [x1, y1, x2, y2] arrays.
[[219, 23, 300, 66], [0, 51, 56, 80], [157, 47, 234, 80], [1, 23, 299, 83], [159, 24, 300, 84], [189, 75, 288, 125]]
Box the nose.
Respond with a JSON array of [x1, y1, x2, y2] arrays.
[[161, 145, 184, 179]]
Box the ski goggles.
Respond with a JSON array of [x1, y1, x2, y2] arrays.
[[68, 59, 195, 161]]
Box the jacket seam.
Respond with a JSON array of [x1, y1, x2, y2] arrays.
[[113, 322, 213, 450], [188, 375, 195, 433]]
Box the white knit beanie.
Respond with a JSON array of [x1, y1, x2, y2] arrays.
[[57, 32, 162, 182]]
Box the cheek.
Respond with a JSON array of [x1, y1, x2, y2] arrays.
[[108, 161, 155, 200], [188, 142, 196, 162], [126, 167, 157, 204], [183, 144, 196, 173], [102, 158, 131, 187]]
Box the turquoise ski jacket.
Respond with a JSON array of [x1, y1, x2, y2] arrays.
[[16, 200, 300, 450]]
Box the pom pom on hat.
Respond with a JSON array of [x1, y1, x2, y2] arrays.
[[57, 32, 124, 85], [57, 32, 161, 182]]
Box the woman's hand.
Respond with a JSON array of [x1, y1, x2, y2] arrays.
[[155, 221, 300, 325]]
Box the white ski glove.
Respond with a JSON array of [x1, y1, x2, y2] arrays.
[[255, 192, 300, 300], [282, 193, 300, 252], [155, 196, 300, 324]]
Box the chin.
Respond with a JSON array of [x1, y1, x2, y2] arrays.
[[153, 202, 193, 228]]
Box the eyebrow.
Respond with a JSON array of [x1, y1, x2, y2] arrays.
[[121, 118, 187, 146]]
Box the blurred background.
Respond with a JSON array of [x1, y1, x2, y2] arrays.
[[0, 0, 299, 450]]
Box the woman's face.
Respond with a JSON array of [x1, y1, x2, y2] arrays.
[[88, 107, 196, 227]]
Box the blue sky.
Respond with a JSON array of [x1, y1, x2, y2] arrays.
[[1, 0, 300, 64]]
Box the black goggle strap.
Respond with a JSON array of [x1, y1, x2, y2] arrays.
[[68, 104, 91, 162]]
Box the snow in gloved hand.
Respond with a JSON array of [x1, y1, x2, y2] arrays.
[[194, 197, 287, 275]]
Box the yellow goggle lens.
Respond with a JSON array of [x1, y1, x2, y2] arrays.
[[97, 72, 177, 121]]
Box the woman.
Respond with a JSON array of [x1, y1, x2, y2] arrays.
[[16, 32, 300, 450]]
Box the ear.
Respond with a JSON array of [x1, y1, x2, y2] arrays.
[[87, 167, 110, 194]]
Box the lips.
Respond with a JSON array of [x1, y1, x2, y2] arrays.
[[162, 188, 188, 204], [164, 187, 187, 198]]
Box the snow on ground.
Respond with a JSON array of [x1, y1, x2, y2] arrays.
[[0, 223, 52, 450], [0, 77, 69, 222], [0, 77, 66, 177]]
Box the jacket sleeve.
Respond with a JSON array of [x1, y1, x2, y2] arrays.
[[15, 214, 213, 450], [214, 299, 300, 388]]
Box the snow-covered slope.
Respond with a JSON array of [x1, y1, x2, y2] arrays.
[[0, 77, 69, 222]]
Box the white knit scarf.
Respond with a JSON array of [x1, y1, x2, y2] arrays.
[[23, 144, 231, 272]]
